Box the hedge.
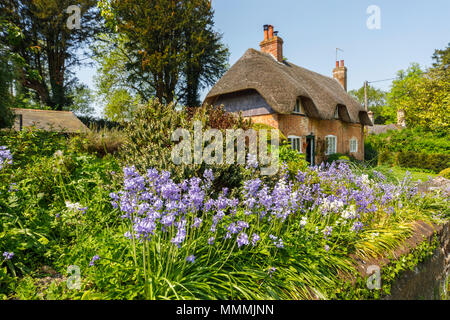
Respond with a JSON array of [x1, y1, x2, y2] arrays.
[[377, 150, 450, 173]]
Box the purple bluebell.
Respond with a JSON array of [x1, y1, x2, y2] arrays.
[[237, 232, 249, 248], [89, 255, 100, 266], [2, 252, 14, 260]]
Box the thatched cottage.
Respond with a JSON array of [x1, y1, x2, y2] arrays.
[[204, 25, 372, 165], [11, 108, 89, 133]]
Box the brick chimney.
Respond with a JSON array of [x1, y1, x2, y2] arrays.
[[333, 60, 347, 91], [260, 24, 284, 62]]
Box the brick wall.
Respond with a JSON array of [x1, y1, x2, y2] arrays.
[[247, 114, 280, 129], [248, 113, 365, 163]]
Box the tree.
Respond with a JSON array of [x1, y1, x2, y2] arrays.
[[349, 84, 387, 108], [178, 0, 229, 107], [432, 42, 449, 70], [92, 33, 143, 121], [98, 0, 229, 106], [349, 84, 394, 124], [0, 0, 102, 110], [67, 83, 94, 116], [0, 45, 14, 128], [387, 61, 449, 133]]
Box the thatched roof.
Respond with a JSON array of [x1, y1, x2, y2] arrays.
[[205, 48, 372, 125], [12, 108, 89, 133]]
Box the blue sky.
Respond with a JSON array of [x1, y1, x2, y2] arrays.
[[76, 0, 450, 116]]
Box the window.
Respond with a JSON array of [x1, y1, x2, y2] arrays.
[[293, 99, 304, 114], [350, 138, 358, 153], [325, 135, 337, 155], [288, 136, 302, 153], [333, 107, 339, 119]]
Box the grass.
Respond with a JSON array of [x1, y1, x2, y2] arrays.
[[375, 165, 437, 182]]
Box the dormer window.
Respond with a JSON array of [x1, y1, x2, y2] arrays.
[[293, 98, 304, 114], [333, 107, 339, 119]]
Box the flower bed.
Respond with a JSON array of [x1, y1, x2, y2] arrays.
[[105, 161, 445, 299], [0, 131, 448, 300]]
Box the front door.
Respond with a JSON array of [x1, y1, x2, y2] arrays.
[[306, 134, 315, 166]]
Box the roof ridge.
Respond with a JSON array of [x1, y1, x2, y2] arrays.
[[12, 108, 74, 114]]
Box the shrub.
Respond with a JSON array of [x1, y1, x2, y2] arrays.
[[364, 141, 378, 165], [379, 150, 450, 173], [72, 126, 126, 157], [0, 128, 68, 167], [326, 153, 351, 164], [438, 168, 450, 179], [77, 116, 123, 130], [366, 127, 450, 155], [279, 143, 308, 178], [119, 99, 255, 191]]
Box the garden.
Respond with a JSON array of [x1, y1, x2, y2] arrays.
[[1, 101, 448, 300]]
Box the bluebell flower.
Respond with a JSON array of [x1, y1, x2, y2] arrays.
[[89, 255, 100, 266], [192, 217, 202, 229], [351, 221, 364, 233], [251, 233, 260, 246], [0, 146, 13, 170], [323, 226, 333, 237], [3, 251, 14, 260], [186, 255, 195, 263], [246, 153, 259, 169], [237, 232, 249, 248]]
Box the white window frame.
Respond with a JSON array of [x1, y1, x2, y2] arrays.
[[349, 137, 358, 153], [293, 98, 304, 114], [325, 135, 337, 155], [288, 135, 302, 153]]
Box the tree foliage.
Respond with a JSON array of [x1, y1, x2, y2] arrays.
[[0, 0, 102, 110], [98, 0, 229, 107], [349, 84, 387, 108], [387, 60, 449, 133], [0, 45, 15, 128], [92, 33, 142, 121], [348, 85, 394, 124]]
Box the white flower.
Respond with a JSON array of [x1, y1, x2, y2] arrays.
[[65, 201, 82, 211], [360, 174, 371, 186], [320, 198, 345, 215], [341, 205, 357, 219], [54, 150, 63, 158], [300, 216, 307, 228]]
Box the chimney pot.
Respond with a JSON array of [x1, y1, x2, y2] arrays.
[[263, 25, 269, 41], [336, 61, 339, 68], [340, 60, 344, 67], [268, 25, 274, 39]]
